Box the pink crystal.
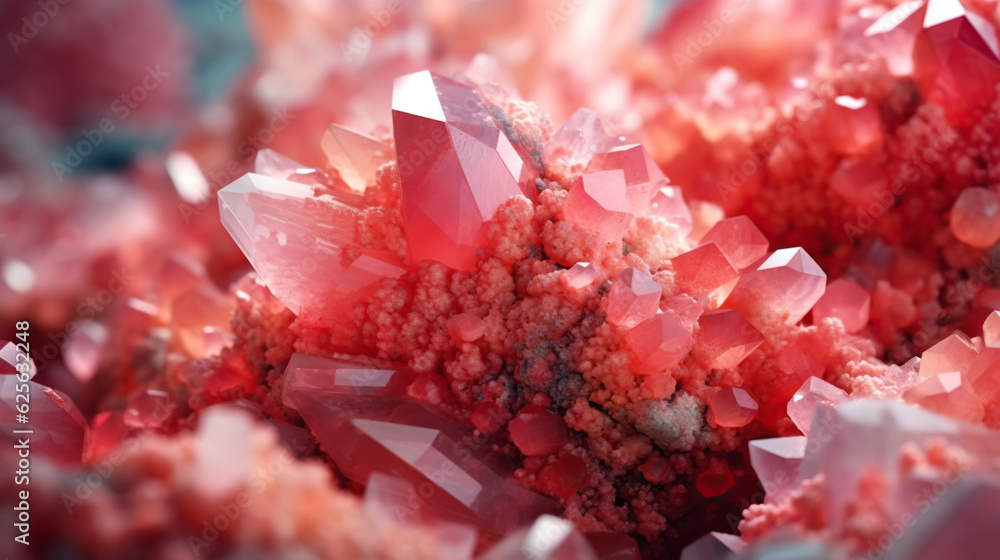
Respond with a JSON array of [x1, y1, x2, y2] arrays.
[[823, 96, 884, 156], [679, 532, 746, 560], [321, 123, 386, 192], [692, 309, 765, 370], [811, 278, 871, 333], [903, 371, 985, 423], [671, 242, 740, 308], [283, 353, 559, 535], [787, 377, 849, 435], [508, 405, 569, 457], [448, 313, 486, 344], [0, 339, 36, 379], [748, 436, 807, 503], [254, 148, 331, 189], [1, 376, 87, 465], [698, 216, 768, 270], [587, 144, 667, 215], [563, 170, 633, 244], [724, 247, 826, 325], [218, 173, 406, 316], [913, 0, 1000, 124], [63, 321, 107, 383], [623, 312, 692, 375], [864, 0, 924, 76], [564, 262, 598, 290], [392, 71, 539, 271], [966, 346, 1000, 403], [708, 387, 758, 428], [984, 310, 1000, 346], [648, 186, 694, 236], [950, 187, 1000, 248], [606, 267, 661, 328], [585, 533, 641, 560], [123, 388, 174, 429], [919, 332, 977, 380], [543, 107, 626, 167], [195, 406, 255, 500], [479, 514, 598, 560]]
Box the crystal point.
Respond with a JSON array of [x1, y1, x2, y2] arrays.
[[708, 387, 758, 428], [811, 278, 871, 333], [587, 144, 667, 215], [564, 170, 633, 244], [623, 312, 692, 375], [724, 247, 826, 325], [693, 309, 765, 370], [787, 377, 849, 435], [607, 267, 661, 328], [698, 216, 768, 270], [321, 124, 386, 192]]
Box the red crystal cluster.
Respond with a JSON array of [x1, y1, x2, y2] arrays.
[[6, 0, 1000, 559]]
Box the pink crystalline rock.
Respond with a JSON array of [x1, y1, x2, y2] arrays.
[[606, 267, 662, 328], [587, 144, 668, 215], [708, 388, 759, 428], [811, 278, 871, 334], [697, 216, 769, 270], [562, 170, 634, 244], [724, 247, 826, 326], [787, 377, 849, 435]]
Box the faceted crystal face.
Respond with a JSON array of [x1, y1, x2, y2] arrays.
[[447, 313, 486, 343], [912, 0, 1000, 124], [606, 267, 662, 328], [903, 371, 984, 423], [564, 262, 598, 290], [950, 187, 1000, 248], [218, 173, 406, 316], [679, 532, 746, 560], [282, 353, 559, 536], [538, 454, 588, 499], [692, 309, 765, 370], [321, 124, 386, 192], [966, 346, 1000, 404], [864, 0, 924, 76], [623, 312, 693, 375], [698, 216, 768, 270], [587, 144, 667, 215], [708, 387, 758, 428], [479, 515, 598, 560], [984, 310, 1000, 346], [696, 463, 735, 497], [543, 107, 627, 168], [0, 376, 87, 465], [671, 242, 740, 308], [811, 278, 871, 333], [508, 405, 569, 457], [392, 71, 540, 271], [648, 186, 694, 236], [787, 377, 849, 435], [919, 332, 977, 380], [563, 170, 634, 244], [724, 247, 826, 326], [748, 436, 807, 503], [824, 96, 884, 157], [254, 148, 331, 190]]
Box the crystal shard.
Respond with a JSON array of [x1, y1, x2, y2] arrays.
[[219, 173, 406, 316], [447, 313, 486, 343], [544, 107, 626, 167], [919, 332, 977, 380], [321, 123, 386, 192], [696, 462, 735, 497], [985, 310, 1000, 346], [563, 170, 633, 244], [748, 436, 806, 503], [966, 346, 1000, 403], [508, 405, 569, 457], [623, 312, 692, 375], [692, 309, 765, 370], [787, 377, 849, 435], [282, 353, 559, 535], [538, 454, 588, 499], [606, 267, 661, 328], [671, 242, 740, 308], [913, 0, 1000, 124], [392, 71, 539, 271], [679, 532, 745, 560], [724, 247, 826, 325], [648, 186, 694, 236], [254, 148, 330, 188], [810, 278, 871, 333], [1, 375, 87, 465], [587, 144, 667, 215], [698, 216, 768, 270], [564, 262, 598, 290], [903, 371, 984, 423], [864, 0, 924, 76], [479, 514, 598, 560], [950, 187, 1000, 248], [708, 387, 758, 428]]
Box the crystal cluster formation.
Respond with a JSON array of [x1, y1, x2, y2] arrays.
[[5, 0, 1000, 559]]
